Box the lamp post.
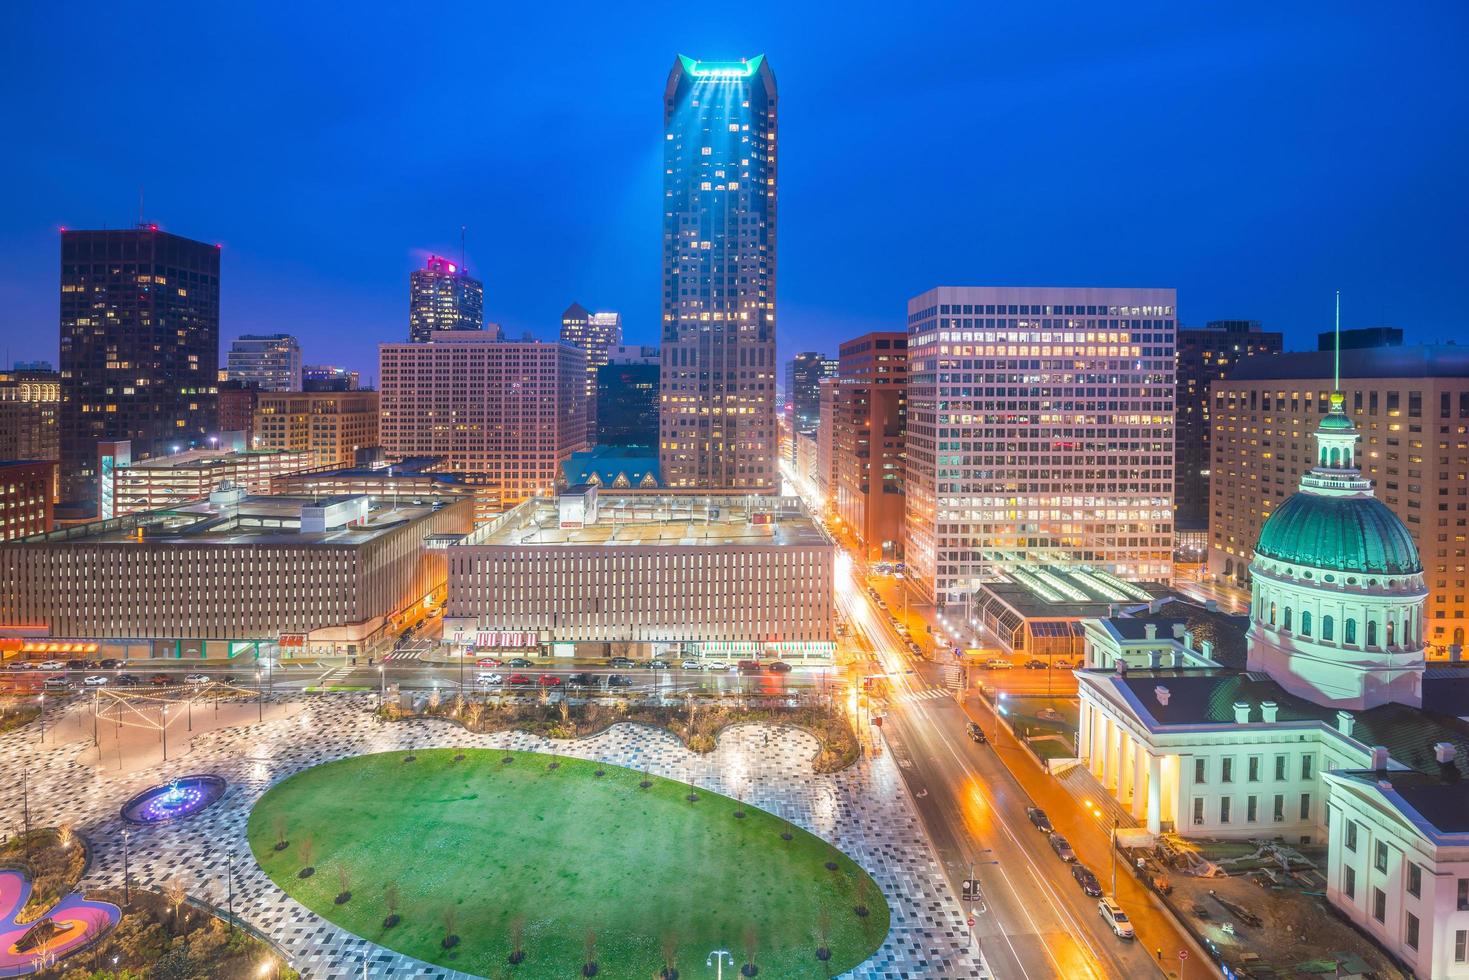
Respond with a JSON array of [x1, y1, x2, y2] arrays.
[[706, 949, 733, 980], [378, 665, 386, 700], [256, 668, 263, 722], [21, 768, 30, 837], [161, 704, 168, 761], [121, 830, 131, 907], [1110, 818, 1120, 895], [226, 850, 234, 934], [37, 694, 45, 743]]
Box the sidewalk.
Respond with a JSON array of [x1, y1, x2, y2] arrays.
[[963, 691, 1218, 979]]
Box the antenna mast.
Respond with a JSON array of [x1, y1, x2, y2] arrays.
[[1333, 289, 1341, 393]]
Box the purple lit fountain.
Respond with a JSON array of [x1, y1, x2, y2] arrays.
[[120, 775, 227, 825]]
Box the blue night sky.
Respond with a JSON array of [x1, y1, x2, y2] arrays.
[[1, 2, 1465, 382]]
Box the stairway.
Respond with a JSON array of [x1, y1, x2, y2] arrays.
[[1053, 760, 1140, 830]]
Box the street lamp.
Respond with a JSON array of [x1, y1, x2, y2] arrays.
[[256, 668, 263, 722], [378, 664, 386, 700], [1110, 817, 1120, 895], [226, 850, 234, 934], [37, 694, 45, 743], [706, 949, 734, 980], [121, 829, 131, 906], [161, 704, 168, 761]]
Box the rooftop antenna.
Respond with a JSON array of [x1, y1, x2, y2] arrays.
[[1333, 289, 1341, 393]]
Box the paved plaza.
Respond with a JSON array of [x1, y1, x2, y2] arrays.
[[0, 695, 988, 978]]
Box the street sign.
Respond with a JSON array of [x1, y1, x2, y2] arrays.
[[966, 916, 975, 927], [961, 879, 974, 901], [1178, 949, 1189, 960]]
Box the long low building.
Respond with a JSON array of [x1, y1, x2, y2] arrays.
[[444, 487, 835, 662], [0, 486, 473, 660]]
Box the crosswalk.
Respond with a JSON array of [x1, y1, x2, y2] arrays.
[[381, 649, 422, 662], [892, 686, 954, 704]]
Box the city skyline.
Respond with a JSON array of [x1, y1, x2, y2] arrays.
[[3, 4, 1466, 380]]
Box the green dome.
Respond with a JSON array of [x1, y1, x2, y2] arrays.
[[1256, 492, 1420, 575], [1317, 412, 1357, 431]]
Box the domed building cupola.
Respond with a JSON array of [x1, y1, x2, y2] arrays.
[[1245, 356, 1427, 710]]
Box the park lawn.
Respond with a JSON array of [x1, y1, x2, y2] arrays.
[[247, 748, 888, 979]]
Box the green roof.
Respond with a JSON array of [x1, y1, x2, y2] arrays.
[[678, 54, 763, 79], [1256, 492, 1420, 575], [1318, 412, 1357, 431]]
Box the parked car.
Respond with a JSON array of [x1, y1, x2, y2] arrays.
[[1024, 659, 1047, 669], [1053, 659, 1076, 670], [646, 660, 670, 670], [1026, 806, 1053, 833], [148, 673, 171, 686], [6, 660, 33, 670], [737, 660, 762, 673], [606, 674, 633, 687], [965, 721, 987, 744], [538, 674, 562, 687], [43, 676, 70, 691], [566, 672, 597, 687], [99, 658, 123, 670], [680, 659, 704, 670], [83, 675, 110, 687], [476, 657, 504, 668], [1049, 833, 1077, 862], [476, 672, 503, 686], [507, 673, 533, 686], [608, 657, 636, 669], [1071, 865, 1102, 897], [507, 658, 534, 668], [184, 673, 210, 685], [116, 674, 141, 686], [984, 657, 1014, 670], [37, 660, 67, 671], [705, 661, 730, 672], [66, 660, 89, 671], [767, 661, 792, 673], [1097, 897, 1134, 939]]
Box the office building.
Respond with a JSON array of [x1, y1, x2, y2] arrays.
[[830, 332, 908, 561], [660, 55, 778, 491], [1208, 345, 1469, 653], [409, 255, 484, 342], [302, 365, 360, 391], [1319, 326, 1404, 351], [59, 226, 220, 509], [378, 333, 587, 507], [217, 381, 260, 436], [786, 352, 831, 435], [225, 333, 302, 391], [444, 488, 833, 661], [595, 346, 660, 447], [559, 445, 660, 489], [110, 446, 316, 515], [253, 390, 379, 469], [0, 365, 60, 464], [0, 487, 472, 659], [561, 304, 623, 443], [270, 456, 491, 525], [1174, 320, 1283, 529], [0, 461, 56, 541], [905, 286, 1176, 605]]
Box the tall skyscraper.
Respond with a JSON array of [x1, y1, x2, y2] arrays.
[[561, 303, 623, 444], [595, 346, 660, 447], [302, 365, 360, 391], [905, 286, 1176, 605], [785, 351, 830, 433], [59, 226, 220, 509], [831, 333, 908, 561], [409, 255, 484, 342], [378, 334, 587, 507], [225, 333, 302, 391], [660, 55, 778, 491], [1174, 320, 1282, 530]]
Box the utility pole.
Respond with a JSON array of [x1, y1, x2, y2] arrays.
[[122, 830, 131, 907], [706, 949, 733, 980], [1110, 818, 1120, 895]]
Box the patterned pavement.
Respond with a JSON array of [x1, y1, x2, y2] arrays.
[[1, 696, 987, 979]]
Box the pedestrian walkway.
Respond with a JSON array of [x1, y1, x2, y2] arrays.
[[891, 686, 952, 704], [380, 649, 421, 662]]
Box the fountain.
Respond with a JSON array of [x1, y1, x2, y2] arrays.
[[120, 775, 227, 825]]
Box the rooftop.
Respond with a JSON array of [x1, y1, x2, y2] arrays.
[[463, 493, 830, 549], [1337, 770, 1469, 836], [1224, 344, 1469, 383], [123, 448, 308, 471]]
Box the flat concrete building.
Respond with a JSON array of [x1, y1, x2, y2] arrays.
[[0, 461, 56, 541], [905, 286, 1176, 605], [378, 333, 587, 508], [0, 366, 60, 465], [253, 390, 379, 469], [225, 333, 302, 391], [1208, 344, 1469, 653], [110, 446, 317, 515], [445, 488, 833, 661], [0, 487, 472, 659]]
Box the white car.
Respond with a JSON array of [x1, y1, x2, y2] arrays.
[[985, 658, 1015, 670], [476, 672, 503, 686], [705, 661, 730, 671], [38, 660, 67, 671], [83, 675, 110, 686], [184, 673, 210, 685], [680, 659, 704, 670], [1097, 897, 1134, 939]]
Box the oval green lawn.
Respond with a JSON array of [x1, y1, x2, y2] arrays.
[[247, 748, 889, 978]]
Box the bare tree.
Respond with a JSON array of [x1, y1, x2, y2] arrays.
[[661, 932, 680, 979], [583, 928, 598, 973], [57, 823, 75, 851], [508, 914, 525, 964], [164, 877, 189, 934], [297, 834, 316, 876], [742, 923, 759, 975], [441, 906, 459, 948], [335, 864, 351, 903], [273, 814, 288, 850]]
